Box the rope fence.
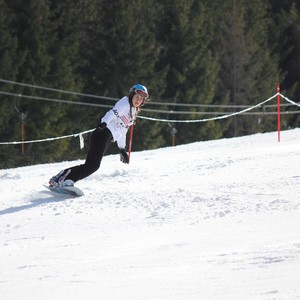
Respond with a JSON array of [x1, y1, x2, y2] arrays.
[[0, 92, 299, 148], [138, 93, 279, 123]]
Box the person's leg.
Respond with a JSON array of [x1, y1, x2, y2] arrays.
[[50, 128, 112, 184]]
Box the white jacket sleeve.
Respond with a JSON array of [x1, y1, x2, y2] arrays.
[[117, 132, 127, 149], [101, 109, 116, 126]]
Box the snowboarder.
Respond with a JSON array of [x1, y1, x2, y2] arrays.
[[49, 84, 149, 188]]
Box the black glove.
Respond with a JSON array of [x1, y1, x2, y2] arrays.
[[96, 122, 107, 132], [119, 148, 129, 164]]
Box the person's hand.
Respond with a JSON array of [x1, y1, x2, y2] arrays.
[[119, 148, 129, 164], [96, 122, 107, 132]]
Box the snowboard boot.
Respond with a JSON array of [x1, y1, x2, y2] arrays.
[[49, 169, 72, 187]]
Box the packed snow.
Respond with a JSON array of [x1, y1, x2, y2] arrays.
[[0, 129, 300, 300]]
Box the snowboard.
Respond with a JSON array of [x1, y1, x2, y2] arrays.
[[44, 185, 84, 197]]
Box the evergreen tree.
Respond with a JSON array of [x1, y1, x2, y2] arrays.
[[78, 0, 166, 151], [0, 0, 18, 81], [2, 0, 85, 166], [269, 0, 300, 129], [5, 0, 54, 165], [286, 3, 300, 128], [46, 0, 88, 160], [156, 0, 220, 145], [211, 0, 280, 137], [2, 0, 299, 168], [0, 0, 24, 166]]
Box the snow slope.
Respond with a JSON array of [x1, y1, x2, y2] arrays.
[[0, 129, 300, 300]]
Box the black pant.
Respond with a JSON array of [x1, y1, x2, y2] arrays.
[[64, 128, 113, 182]]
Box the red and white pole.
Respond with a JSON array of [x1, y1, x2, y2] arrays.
[[128, 125, 134, 163], [277, 83, 281, 142]]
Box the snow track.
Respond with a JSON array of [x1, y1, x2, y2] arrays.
[[1, 129, 300, 299]]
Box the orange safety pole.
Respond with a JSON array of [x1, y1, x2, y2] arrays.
[[21, 122, 25, 154], [277, 83, 281, 142]]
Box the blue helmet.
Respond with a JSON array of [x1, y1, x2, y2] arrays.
[[129, 84, 149, 99]]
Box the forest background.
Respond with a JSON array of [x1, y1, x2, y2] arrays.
[[0, 0, 299, 168]]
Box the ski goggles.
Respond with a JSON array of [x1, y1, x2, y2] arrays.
[[135, 89, 149, 99]]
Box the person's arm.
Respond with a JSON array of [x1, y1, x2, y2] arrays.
[[101, 108, 115, 124]]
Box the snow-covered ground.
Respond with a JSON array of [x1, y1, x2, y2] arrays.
[[0, 129, 300, 300]]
